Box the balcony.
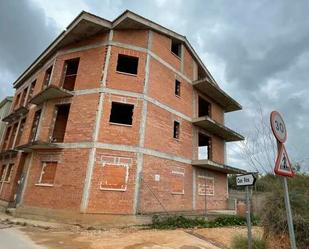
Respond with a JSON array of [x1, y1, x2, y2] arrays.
[[192, 159, 246, 174], [2, 106, 28, 123], [192, 116, 244, 142], [193, 78, 241, 112], [0, 149, 18, 159], [15, 140, 61, 152], [29, 85, 73, 105]]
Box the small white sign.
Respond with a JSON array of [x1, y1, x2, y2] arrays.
[[236, 174, 256, 186], [155, 174, 160, 182]]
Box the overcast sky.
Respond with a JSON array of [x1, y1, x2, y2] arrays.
[[1, 0, 308, 172]]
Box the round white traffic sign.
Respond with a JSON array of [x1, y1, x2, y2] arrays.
[[270, 111, 287, 143]]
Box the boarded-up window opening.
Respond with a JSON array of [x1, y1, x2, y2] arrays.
[[43, 66, 53, 89], [4, 163, 14, 182], [51, 104, 70, 142], [171, 39, 181, 57], [171, 169, 185, 194], [197, 176, 214, 196], [198, 133, 211, 160], [173, 121, 180, 139], [62, 58, 79, 91], [15, 118, 26, 146], [38, 161, 57, 185], [198, 96, 211, 117], [116, 54, 139, 75], [29, 110, 41, 142], [100, 163, 129, 191], [175, 79, 181, 96], [109, 102, 134, 125]]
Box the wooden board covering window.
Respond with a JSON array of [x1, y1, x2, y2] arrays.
[[197, 176, 214, 196], [39, 162, 57, 185], [100, 164, 128, 191], [171, 169, 185, 194]]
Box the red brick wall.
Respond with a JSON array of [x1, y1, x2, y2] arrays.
[[87, 149, 137, 214], [64, 94, 98, 142], [61, 33, 108, 52], [151, 32, 181, 72], [196, 92, 224, 124], [106, 47, 146, 93], [98, 94, 142, 145], [144, 103, 193, 159], [139, 155, 193, 213], [183, 47, 194, 79], [195, 168, 228, 210], [148, 59, 193, 117], [0, 153, 23, 202], [113, 30, 148, 48], [51, 47, 106, 90], [22, 149, 89, 210], [211, 135, 225, 164]]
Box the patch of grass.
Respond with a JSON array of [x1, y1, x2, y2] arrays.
[[231, 235, 268, 249], [149, 214, 260, 229]]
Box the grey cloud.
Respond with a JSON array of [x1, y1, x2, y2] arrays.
[[0, 0, 59, 99]]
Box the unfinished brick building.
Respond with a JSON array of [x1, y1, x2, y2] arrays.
[[0, 11, 245, 221]]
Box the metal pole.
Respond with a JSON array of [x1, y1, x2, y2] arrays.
[[282, 177, 297, 249], [246, 186, 252, 249], [204, 173, 207, 217]]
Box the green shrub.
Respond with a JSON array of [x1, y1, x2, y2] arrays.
[[150, 215, 209, 229], [211, 215, 260, 227], [150, 214, 260, 229], [231, 235, 268, 249]]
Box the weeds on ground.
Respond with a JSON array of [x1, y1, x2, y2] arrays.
[[231, 235, 268, 249], [150, 214, 260, 229]]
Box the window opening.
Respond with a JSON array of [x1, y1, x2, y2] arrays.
[[198, 133, 211, 160], [198, 96, 211, 117], [116, 54, 139, 75], [109, 102, 134, 125], [62, 58, 79, 91], [51, 104, 70, 142], [171, 39, 182, 57], [173, 121, 180, 139]]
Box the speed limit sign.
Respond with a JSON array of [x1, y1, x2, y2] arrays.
[[270, 111, 287, 143]]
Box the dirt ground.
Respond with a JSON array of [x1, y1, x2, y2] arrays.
[[23, 226, 221, 249], [0, 213, 269, 249]]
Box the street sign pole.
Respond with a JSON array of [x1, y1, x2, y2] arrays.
[[236, 173, 256, 249], [246, 186, 252, 249], [282, 172, 297, 249]]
